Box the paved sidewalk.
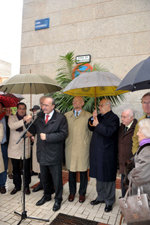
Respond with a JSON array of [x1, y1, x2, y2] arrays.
[[0, 175, 126, 225]]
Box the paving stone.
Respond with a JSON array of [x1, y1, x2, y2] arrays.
[[0, 175, 122, 225]]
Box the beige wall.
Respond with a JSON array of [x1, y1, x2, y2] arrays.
[[0, 60, 11, 83], [21, 0, 150, 116]]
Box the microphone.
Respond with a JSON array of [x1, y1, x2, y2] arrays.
[[32, 109, 42, 119]]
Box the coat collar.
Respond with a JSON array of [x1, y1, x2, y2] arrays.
[[137, 143, 150, 155], [120, 119, 137, 135]]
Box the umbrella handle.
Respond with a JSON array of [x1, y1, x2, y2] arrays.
[[89, 121, 94, 127], [89, 107, 97, 127]]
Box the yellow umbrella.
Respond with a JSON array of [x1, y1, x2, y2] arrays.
[[63, 71, 127, 107]]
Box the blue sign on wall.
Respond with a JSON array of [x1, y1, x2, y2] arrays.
[[35, 18, 50, 30]]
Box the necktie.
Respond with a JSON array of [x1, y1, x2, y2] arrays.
[[124, 126, 128, 133], [45, 115, 49, 124], [76, 111, 79, 117]]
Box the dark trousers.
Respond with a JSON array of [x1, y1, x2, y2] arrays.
[[96, 180, 116, 205], [40, 164, 63, 203], [0, 143, 8, 187], [11, 158, 31, 190], [121, 174, 127, 197], [69, 171, 88, 196]]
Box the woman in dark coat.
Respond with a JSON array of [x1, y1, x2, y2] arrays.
[[88, 98, 119, 213]]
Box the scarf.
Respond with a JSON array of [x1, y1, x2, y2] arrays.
[[16, 112, 25, 132], [139, 138, 150, 147]]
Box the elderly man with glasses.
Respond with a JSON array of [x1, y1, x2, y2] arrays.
[[132, 92, 150, 155], [88, 98, 119, 213]]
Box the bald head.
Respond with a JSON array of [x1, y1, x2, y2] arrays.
[[99, 98, 112, 115], [73, 96, 84, 111]]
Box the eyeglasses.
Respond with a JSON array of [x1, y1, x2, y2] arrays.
[[141, 101, 150, 105], [99, 103, 110, 107]]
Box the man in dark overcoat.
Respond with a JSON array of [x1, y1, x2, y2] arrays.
[[88, 98, 119, 212], [29, 96, 68, 212], [118, 109, 137, 197]]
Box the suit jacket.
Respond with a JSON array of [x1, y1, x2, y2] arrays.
[[29, 110, 68, 166], [118, 119, 137, 174]]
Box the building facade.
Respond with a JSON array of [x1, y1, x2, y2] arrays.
[[0, 60, 11, 83], [21, 0, 150, 116]]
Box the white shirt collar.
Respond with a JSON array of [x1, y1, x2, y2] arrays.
[[45, 110, 54, 120]]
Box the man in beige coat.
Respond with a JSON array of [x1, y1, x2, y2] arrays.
[[65, 96, 92, 203], [8, 103, 31, 195]]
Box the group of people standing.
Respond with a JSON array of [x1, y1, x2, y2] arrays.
[[0, 92, 150, 214]]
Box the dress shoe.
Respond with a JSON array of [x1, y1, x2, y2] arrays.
[[25, 187, 30, 195], [32, 184, 43, 192], [68, 194, 75, 202], [79, 195, 85, 203], [10, 188, 21, 195], [53, 202, 61, 212], [51, 188, 55, 195], [90, 199, 105, 205], [0, 186, 6, 194], [104, 204, 112, 212], [36, 195, 51, 206], [8, 174, 13, 179]]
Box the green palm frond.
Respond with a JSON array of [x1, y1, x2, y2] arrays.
[[56, 52, 74, 88]]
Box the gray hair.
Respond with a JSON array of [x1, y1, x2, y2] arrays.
[[44, 96, 55, 105], [141, 92, 150, 101], [122, 109, 135, 118], [138, 119, 150, 138], [100, 98, 112, 109]]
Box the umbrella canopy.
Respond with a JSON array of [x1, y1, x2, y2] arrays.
[[0, 74, 61, 108], [63, 71, 127, 97], [117, 56, 150, 91], [0, 73, 61, 94], [0, 93, 21, 107]]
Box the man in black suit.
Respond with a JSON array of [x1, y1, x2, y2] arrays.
[[29, 96, 68, 211]]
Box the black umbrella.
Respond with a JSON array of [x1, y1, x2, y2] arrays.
[[117, 56, 150, 91]]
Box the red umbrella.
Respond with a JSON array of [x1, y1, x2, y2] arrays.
[[0, 93, 22, 107]]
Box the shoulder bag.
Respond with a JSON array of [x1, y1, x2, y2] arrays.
[[119, 181, 150, 223]]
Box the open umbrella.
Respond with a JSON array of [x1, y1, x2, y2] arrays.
[[0, 93, 22, 107], [0, 73, 61, 107], [63, 71, 127, 107], [117, 56, 150, 91]]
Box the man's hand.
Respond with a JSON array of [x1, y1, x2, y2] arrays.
[[93, 117, 99, 126], [23, 115, 32, 124], [26, 131, 32, 138], [40, 133, 46, 140], [93, 109, 97, 119]]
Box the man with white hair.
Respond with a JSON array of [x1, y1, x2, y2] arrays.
[[118, 109, 137, 197]]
